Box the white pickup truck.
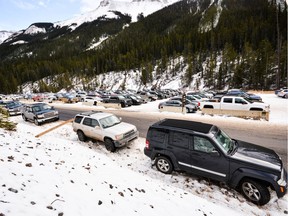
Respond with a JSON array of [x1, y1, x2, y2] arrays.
[[199, 96, 270, 112]]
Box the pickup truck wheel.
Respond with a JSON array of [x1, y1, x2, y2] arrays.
[[34, 118, 40, 126], [240, 179, 270, 205], [155, 156, 173, 174], [121, 102, 125, 108], [104, 138, 116, 152], [77, 130, 87, 142], [22, 114, 27, 121]]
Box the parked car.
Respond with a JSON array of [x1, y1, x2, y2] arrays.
[[124, 94, 143, 105], [81, 96, 103, 105], [21, 103, 59, 125], [102, 95, 132, 107], [277, 89, 288, 98], [226, 89, 262, 102], [72, 111, 139, 152], [158, 100, 197, 113], [170, 96, 200, 110], [138, 91, 158, 102], [3, 101, 24, 116], [144, 118, 287, 205]]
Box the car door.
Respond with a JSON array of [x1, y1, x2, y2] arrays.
[[82, 117, 102, 140], [234, 97, 249, 110], [167, 131, 192, 172], [26, 106, 35, 120], [188, 135, 229, 182]]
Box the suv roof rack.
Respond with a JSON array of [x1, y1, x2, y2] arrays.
[[80, 110, 103, 116], [157, 118, 213, 134]]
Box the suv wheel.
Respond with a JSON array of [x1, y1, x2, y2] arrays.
[[104, 138, 116, 152], [240, 179, 270, 205], [77, 130, 87, 142], [155, 156, 173, 174]]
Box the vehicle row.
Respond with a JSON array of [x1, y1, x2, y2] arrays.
[[70, 110, 287, 206]]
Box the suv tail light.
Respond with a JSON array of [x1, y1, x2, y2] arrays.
[[145, 139, 150, 149]]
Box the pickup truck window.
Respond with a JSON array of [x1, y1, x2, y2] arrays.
[[235, 98, 247, 104], [223, 98, 233, 103], [33, 106, 41, 112]]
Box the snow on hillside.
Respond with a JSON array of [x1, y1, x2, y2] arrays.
[[55, 0, 181, 30], [0, 30, 14, 44], [0, 94, 287, 216]]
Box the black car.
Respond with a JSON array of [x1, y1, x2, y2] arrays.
[[124, 94, 143, 105], [144, 119, 287, 205]]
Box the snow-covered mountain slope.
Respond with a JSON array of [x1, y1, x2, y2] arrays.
[[0, 30, 15, 44], [55, 0, 181, 30]]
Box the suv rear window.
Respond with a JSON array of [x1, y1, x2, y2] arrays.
[[150, 129, 166, 143], [74, 116, 83, 124]]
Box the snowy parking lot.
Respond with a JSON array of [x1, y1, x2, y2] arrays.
[[0, 93, 287, 216]]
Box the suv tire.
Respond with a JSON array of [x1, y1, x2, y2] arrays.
[[104, 138, 116, 152], [155, 156, 173, 174], [77, 130, 87, 142], [240, 179, 270, 206]]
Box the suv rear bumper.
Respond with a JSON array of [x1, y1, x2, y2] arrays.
[[114, 131, 139, 147]]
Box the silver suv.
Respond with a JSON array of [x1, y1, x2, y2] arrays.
[[22, 103, 59, 125], [72, 111, 139, 152]]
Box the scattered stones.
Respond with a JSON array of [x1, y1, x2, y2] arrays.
[[8, 188, 18, 193], [98, 200, 102, 205], [47, 205, 53, 210], [25, 163, 32, 167], [118, 192, 124, 197], [30, 201, 36, 205]]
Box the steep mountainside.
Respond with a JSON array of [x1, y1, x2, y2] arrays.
[[0, 0, 287, 94]]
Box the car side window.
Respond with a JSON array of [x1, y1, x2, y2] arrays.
[[83, 117, 93, 127], [193, 136, 215, 153], [169, 131, 189, 149], [91, 119, 99, 127], [223, 98, 233, 103], [150, 129, 166, 143], [74, 116, 83, 124]]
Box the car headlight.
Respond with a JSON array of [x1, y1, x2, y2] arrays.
[[115, 134, 124, 140], [37, 114, 44, 118], [54, 110, 59, 115]]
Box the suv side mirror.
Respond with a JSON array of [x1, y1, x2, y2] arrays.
[[95, 125, 100, 129]]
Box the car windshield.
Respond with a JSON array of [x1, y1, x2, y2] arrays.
[[42, 104, 52, 110], [99, 115, 121, 129], [212, 129, 234, 154]]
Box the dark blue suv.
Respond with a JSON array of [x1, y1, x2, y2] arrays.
[[144, 119, 287, 205]]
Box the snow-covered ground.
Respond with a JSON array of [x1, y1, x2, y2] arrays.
[[0, 94, 287, 216]]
